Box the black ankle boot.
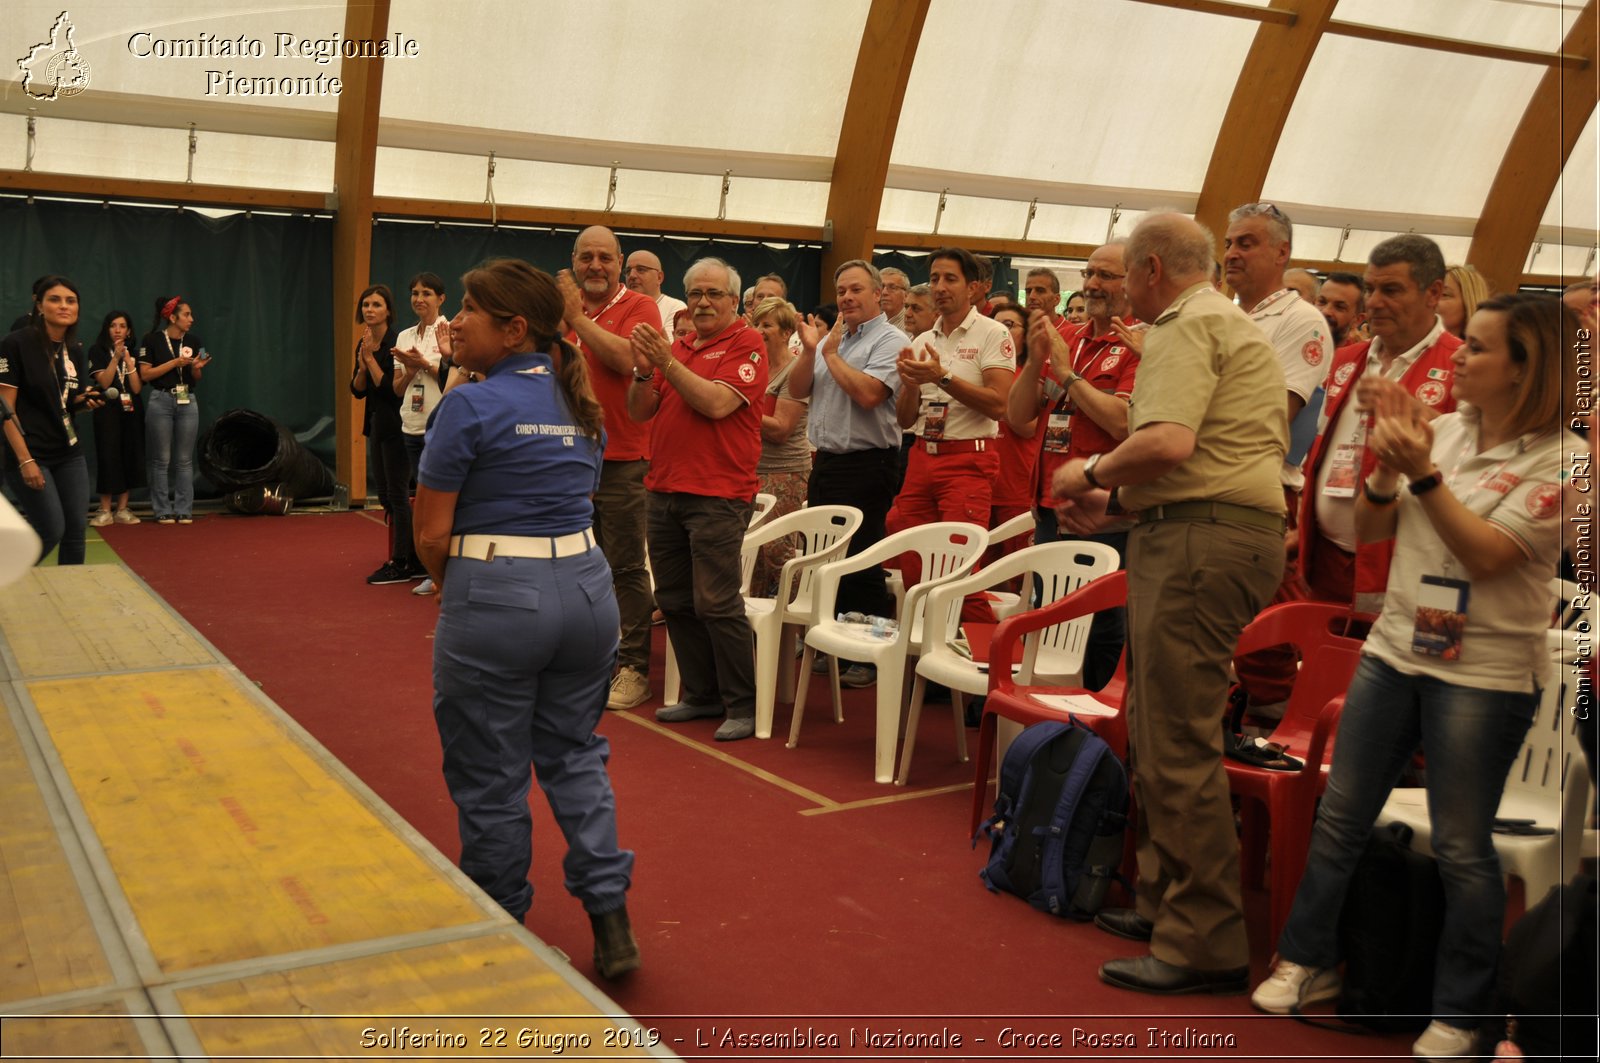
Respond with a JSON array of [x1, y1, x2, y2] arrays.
[[589, 907, 640, 980]]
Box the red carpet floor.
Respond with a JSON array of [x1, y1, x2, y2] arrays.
[[101, 511, 1413, 1059]]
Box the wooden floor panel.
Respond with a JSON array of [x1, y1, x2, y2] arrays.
[[0, 566, 213, 678], [175, 932, 654, 1060], [0, 700, 117, 1006], [0, 996, 166, 1060], [28, 667, 488, 975]]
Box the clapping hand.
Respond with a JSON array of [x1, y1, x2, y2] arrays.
[[433, 318, 453, 357], [1054, 489, 1116, 535], [1369, 379, 1434, 479], [630, 322, 672, 372], [556, 270, 585, 328], [1110, 317, 1146, 355], [895, 341, 945, 386]]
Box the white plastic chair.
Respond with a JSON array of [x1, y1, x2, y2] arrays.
[[790, 522, 989, 783], [739, 505, 863, 738], [1376, 636, 1591, 907], [661, 493, 791, 708], [884, 511, 1034, 619], [897, 539, 1119, 785]]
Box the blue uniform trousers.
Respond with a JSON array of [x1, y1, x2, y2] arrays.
[[432, 545, 633, 920]]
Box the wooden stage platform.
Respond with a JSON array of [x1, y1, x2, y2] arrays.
[[0, 564, 674, 1061]]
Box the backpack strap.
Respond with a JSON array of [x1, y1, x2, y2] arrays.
[[1034, 730, 1109, 915], [973, 721, 1069, 847]]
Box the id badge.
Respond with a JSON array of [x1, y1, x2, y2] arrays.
[[410, 383, 425, 412], [1411, 575, 1469, 660], [62, 413, 77, 445], [1042, 411, 1073, 454], [923, 401, 949, 442], [119, 391, 134, 413], [1322, 442, 1360, 497], [174, 383, 191, 406]]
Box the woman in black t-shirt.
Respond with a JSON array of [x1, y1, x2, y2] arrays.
[[0, 274, 103, 564], [138, 295, 210, 524], [349, 284, 420, 585], [87, 310, 145, 525]]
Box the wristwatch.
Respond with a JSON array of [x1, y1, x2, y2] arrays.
[[1408, 470, 1444, 496], [632, 367, 656, 382], [939, 370, 953, 389], [1082, 453, 1106, 490]]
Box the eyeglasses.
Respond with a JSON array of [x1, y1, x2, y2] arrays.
[[881, 282, 908, 292], [685, 289, 732, 303], [625, 264, 661, 274], [1244, 201, 1287, 219], [1079, 269, 1126, 283]]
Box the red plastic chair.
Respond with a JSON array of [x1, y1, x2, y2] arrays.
[[970, 571, 1128, 835], [1227, 601, 1365, 946]]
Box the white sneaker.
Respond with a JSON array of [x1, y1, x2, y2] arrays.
[[1250, 960, 1341, 1014], [412, 577, 436, 596], [113, 508, 140, 524], [1412, 1020, 1475, 1059], [606, 667, 650, 710], [89, 511, 113, 526]]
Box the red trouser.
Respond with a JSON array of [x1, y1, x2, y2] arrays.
[[885, 444, 999, 621]]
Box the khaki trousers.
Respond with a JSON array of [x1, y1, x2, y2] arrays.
[[1125, 517, 1282, 970]]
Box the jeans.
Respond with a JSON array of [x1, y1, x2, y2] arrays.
[[1035, 506, 1127, 692], [5, 452, 88, 564], [808, 447, 898, 617], [145, 388, 198, 518], [368, 427, 415, 566], [1277, 655, 1538, 1025], [402, 431, 425, 492]]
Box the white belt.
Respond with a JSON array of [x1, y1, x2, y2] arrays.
[[449, 529, 595, 561]]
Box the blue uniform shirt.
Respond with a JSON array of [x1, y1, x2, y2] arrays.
[[419, 351, 603, 536], [805, 313, 907, 453]]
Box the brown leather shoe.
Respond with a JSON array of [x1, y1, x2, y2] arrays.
[[589, 907, 640, 980]]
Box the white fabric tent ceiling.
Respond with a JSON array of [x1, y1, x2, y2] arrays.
[[1, 0, 1594, 273]]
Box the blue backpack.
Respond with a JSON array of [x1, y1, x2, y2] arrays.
[[974, 719, 1129, 919]]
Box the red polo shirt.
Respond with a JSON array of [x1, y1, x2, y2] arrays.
[[568, 285, 660, 462], [645, 320, 768, 500], [1034, 320, 1140, 507]]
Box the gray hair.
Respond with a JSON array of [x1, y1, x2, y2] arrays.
[[1369, 234, 1446, 291], [1228, 202, 1293, 249], [685, 257, 742, 301], [833, 258, 883, 289], [907, 283, 931, 299], [1127, 213, 1215, 281], [1026, 267, 1061, 295], [880, 266, 910, 287]]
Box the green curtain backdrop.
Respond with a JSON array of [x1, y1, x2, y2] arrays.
[[1, 199, 336, 479]]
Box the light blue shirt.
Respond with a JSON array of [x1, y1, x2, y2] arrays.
[[806, 313, 908, 453]]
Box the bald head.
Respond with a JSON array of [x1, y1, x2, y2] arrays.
[[625, 249, 666, 298], [572, 225, 623, 303], [1124, 213, 1216, 322]]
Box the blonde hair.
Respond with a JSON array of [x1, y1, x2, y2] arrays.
[[1445, 264, 1491, 335], [750, 297, 797, 332]]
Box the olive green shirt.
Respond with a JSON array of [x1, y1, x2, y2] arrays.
[[1118, 283, 1288, 514]]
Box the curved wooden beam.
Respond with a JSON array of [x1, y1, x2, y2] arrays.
[[331, 0, 389, 502], [1192, 0, 1337, 254], [820, 0, 931, 286], [1468, 0, 1598, 291]]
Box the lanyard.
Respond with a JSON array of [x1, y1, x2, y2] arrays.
[[165, 331, 187, 384], [586, 285, 628, 322]]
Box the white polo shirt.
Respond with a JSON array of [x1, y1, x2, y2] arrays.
[[1365, 410, 1572, 694], [907, 307, 1015, 440], [1248, 287, 1333, 489], [395, 319, 444, 436]]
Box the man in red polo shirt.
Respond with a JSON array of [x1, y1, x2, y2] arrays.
[[559, 225, 663, 711], [626, 258, 767, 742], [1298, 234, 1459, 615], [1005, 241, 1139, 689]]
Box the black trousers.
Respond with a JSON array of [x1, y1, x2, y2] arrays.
[[808, 447, 898, 619]]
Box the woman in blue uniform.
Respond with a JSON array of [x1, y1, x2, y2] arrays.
[[413, 258, 638, 981]]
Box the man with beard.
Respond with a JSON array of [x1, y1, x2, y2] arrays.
[[1315, 271, 1366, 348], [560, 226, 662, 711]]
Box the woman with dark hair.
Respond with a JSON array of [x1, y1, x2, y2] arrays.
[[87, 310, 144, 526], [349, 283, 420, 585], [1253, 294, 1582, 1060], [1, 275, 100, 563], [413, 258, 637, 982], [1064, 290, 1088, 326], [138, 295, 210, 524]]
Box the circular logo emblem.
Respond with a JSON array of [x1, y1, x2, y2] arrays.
[[1102, 354, 1121, 371], [1526, 483, 1561, 520], [1334, 362, 1357, 387], [737, 363, 756, 384], [1302, 340, 1324, 367], [44, 51, 91, 98], [1417, 381, 1446, 407]]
